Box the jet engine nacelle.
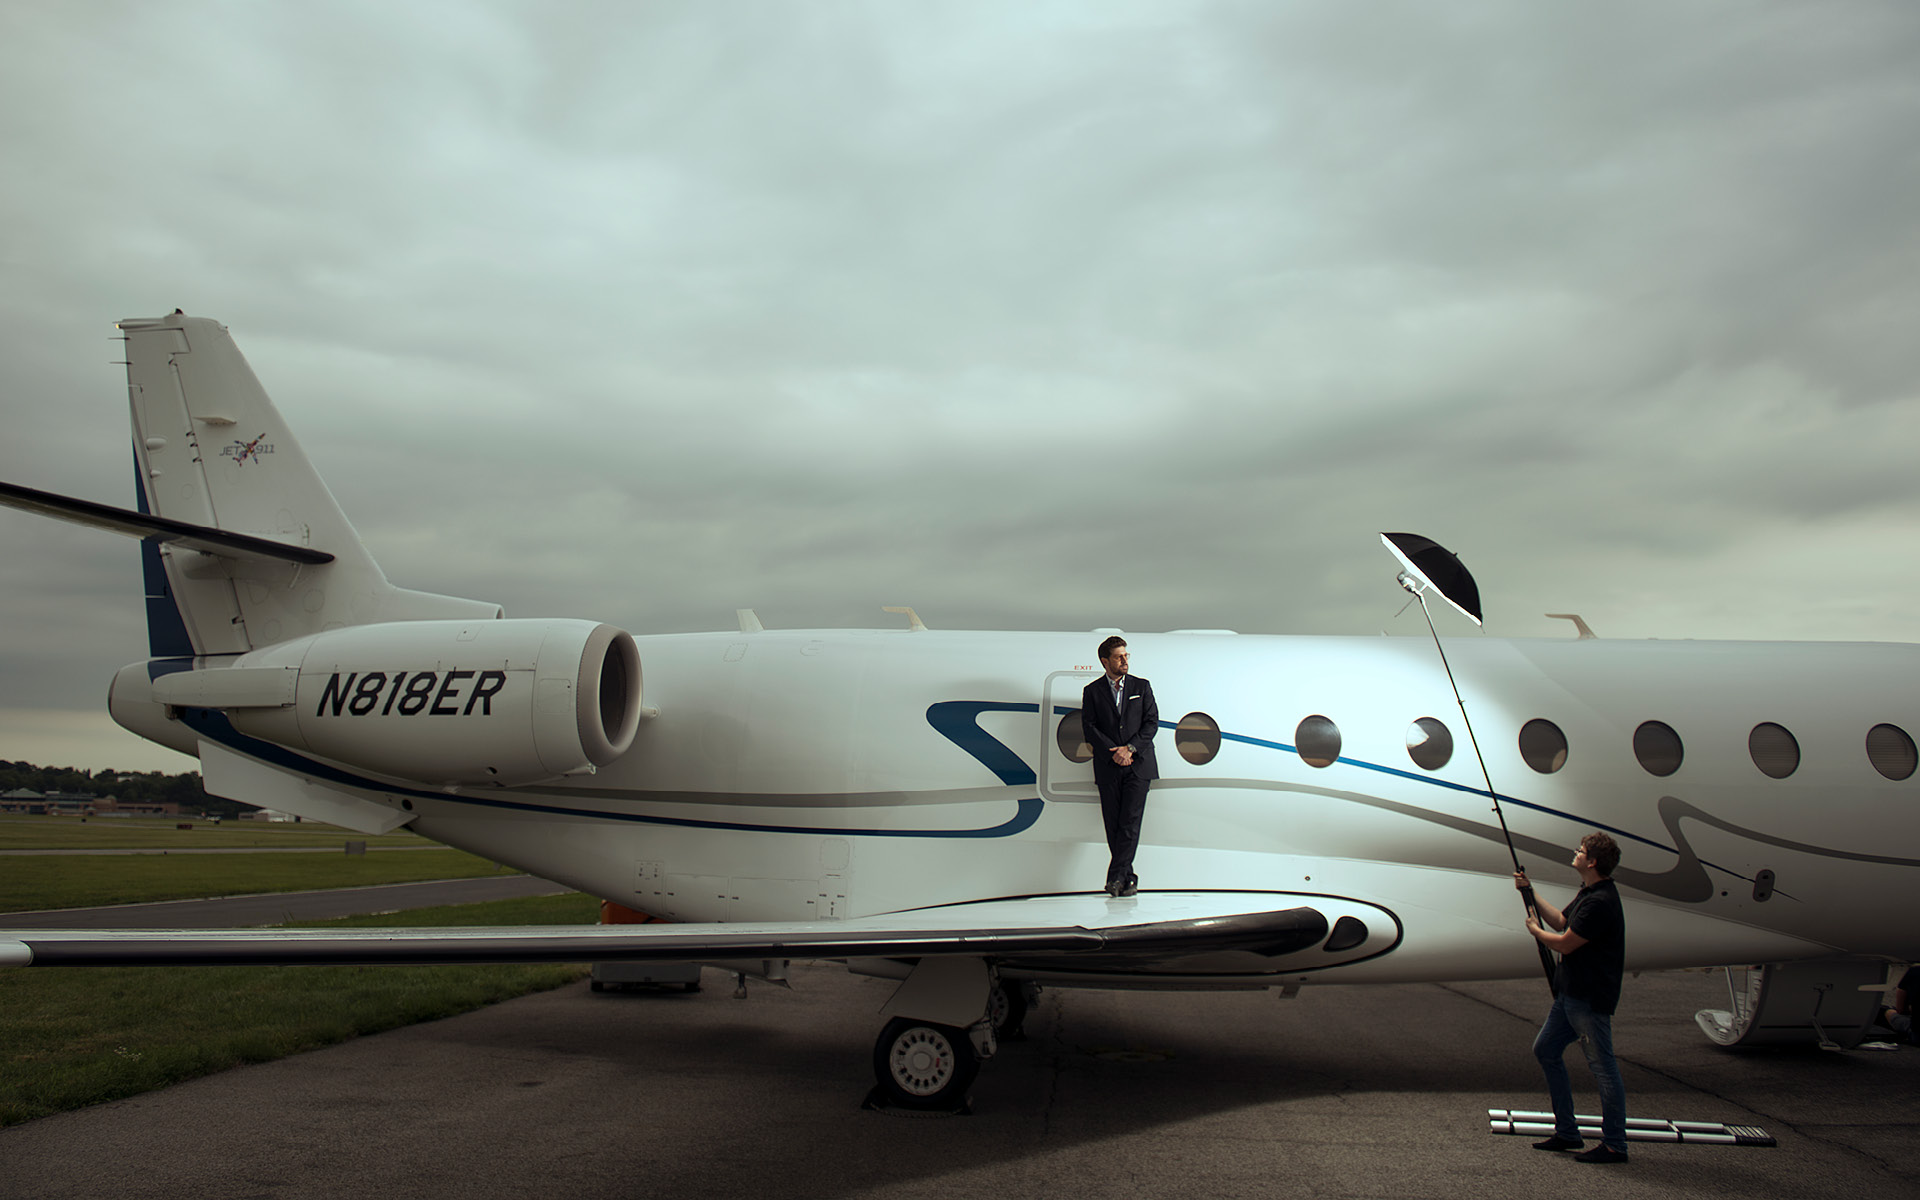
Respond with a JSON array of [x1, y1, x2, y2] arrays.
[[173, 618, 643, 787]]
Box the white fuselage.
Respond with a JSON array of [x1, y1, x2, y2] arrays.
[[383, 628, 1920, 986]]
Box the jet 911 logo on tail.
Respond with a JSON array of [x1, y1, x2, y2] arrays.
[[220, 434, 275, 466]]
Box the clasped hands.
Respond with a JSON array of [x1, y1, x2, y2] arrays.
[[1109, 745, 1134, 767]]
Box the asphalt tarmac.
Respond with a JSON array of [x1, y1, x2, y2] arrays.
[[2, 959, 1915, 1199]]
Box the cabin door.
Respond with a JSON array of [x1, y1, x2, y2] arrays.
[[1038, 669, 1100, 803]]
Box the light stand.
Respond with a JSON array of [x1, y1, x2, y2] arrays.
[[1381, 533, 1557, 995]]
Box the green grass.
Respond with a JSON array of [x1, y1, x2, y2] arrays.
[[0, 849, 515, 913], [0, 891, 603, 1127], [0, 814, 434, 851]]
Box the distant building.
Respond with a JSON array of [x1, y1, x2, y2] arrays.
[[0, 789, 179, 816], [36, 791, 98, 816], [1, 788, 47, 814], [92, 795, 181, 816]]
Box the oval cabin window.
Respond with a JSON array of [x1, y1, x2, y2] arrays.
[[1748, 722, 1799, 779], [1406, 717, 1453, 771], [1633, 720, 1683, 777], [1055, 710, 1093, 763], [1519, 719, 1568, 774], [1296, 715, 1341, 769], [1866, 724, 1918, 781], [1176, 712, 1222, 766]]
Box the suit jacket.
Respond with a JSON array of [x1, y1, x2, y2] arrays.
[[1081, 673, 1160, 783]]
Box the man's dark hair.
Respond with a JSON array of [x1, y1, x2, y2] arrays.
[[1097, 635, 1127, 661], [1581, 831, 1621, 877]]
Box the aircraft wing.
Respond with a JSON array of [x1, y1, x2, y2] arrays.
[[1, 891, 1396, 975]]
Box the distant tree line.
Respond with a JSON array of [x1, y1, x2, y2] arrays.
[[0, 761, 248, 818]]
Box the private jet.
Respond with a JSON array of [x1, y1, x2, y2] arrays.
[[2, 313, 1914, 1109]]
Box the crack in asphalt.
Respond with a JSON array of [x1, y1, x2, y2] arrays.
[[1038, 989, 1066, 1139]]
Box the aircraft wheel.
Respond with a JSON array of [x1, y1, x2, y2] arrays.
[[988, 978, 1029, 1039], [872, 1017, 978, 1109]]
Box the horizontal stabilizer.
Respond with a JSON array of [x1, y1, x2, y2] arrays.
[[0, 480, 333, 566]]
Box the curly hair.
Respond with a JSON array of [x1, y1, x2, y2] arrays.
[[1581, 831, 1621, 877]]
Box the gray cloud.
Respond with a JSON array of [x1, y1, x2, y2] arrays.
[[2, 1, 1918, 772]]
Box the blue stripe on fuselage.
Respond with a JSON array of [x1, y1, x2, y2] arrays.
[[180, 706, 1042, 839], [171, 683, 1701, 863]]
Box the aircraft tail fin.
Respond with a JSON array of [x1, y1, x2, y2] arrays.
[[119, 312, 500, 657]]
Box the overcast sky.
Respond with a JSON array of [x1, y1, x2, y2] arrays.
[[3, 2, 1918, 773]]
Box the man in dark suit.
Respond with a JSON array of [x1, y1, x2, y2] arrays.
[[1080, 635, 1159, 897]]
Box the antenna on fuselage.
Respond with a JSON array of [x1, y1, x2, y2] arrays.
[[1379, 532, 1558, 995]]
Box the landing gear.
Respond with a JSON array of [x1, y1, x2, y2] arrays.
[[864, 956, 1004, 1112], [871, 1016, 981, 1110], [988, 977, 1031, 1039]]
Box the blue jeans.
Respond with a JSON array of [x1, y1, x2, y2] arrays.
[[1533, 992, 1626, 1150]]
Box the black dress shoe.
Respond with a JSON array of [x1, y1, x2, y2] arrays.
[[1104, 879, 1121, 897], [1119, 879, 1138, 897], [1572, 1145, 1628, 1164], [1531, 1136, 1582, 1152]]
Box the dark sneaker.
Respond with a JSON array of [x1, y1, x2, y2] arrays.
[[1531, 1136, 1583, 1152], [1573, 1145, 1629, 1164]]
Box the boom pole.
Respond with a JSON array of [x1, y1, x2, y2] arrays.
[[1379, 532, 1556, 995]]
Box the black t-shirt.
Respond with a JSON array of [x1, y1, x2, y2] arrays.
[[1555, 877, 1626, 1014]]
